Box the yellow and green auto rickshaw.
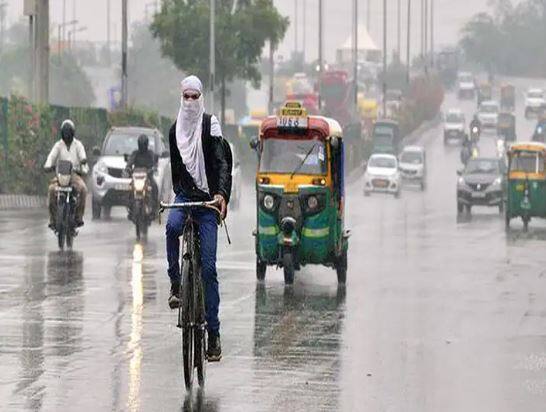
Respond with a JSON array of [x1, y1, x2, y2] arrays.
[[505, 142, 546, 231], [250, 102, 349, 285]]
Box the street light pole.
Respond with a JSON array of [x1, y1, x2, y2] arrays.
[[383, 0, 387, 117], [209, 0, 215, 114], [295, 0, 298, 56], [0, 2, 7, 53], [302, 0, 306, 62], [121, 0, 128, 109], [318, 0, 323, 110], [353, 0, 358, 106], [406, 0, 411, 84], [397, 0, 401, 59], [430, 0, 434, 68], [106, 0, 111, 65]]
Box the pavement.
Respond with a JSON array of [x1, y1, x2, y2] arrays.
[[2, 82, 546, 411]]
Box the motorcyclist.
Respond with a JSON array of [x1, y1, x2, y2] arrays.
[[125, 134, 159, 217], [460, 135, 472, 165], [469, 114, 481, 142], [44, 119, 88, 229]]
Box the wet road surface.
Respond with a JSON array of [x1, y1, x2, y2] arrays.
[[3, 83, 546, 411]]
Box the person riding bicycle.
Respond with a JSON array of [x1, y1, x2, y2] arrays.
[[44, 119, 88, 229], [125, 134, 159, 217], [166, 75, 231, 362]]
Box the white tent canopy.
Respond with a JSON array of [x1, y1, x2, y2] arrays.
[[339, 25, 380, 51]]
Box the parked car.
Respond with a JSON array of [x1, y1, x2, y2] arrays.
[[443, 109, 466, 144], [399, 146, 426, 190], [524, 88, 546, 118], [91, 127, 171, 219], [477, 100, 500, 130], [456, 157, 506, 214], [364, 153, 401, 197]]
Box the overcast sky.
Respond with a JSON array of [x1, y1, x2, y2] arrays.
[[5, 0, 492, 62]]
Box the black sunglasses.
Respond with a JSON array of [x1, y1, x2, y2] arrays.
[[183, 93, 201, 100]]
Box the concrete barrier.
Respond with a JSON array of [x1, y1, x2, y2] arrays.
[[0, 195, 47, 210]]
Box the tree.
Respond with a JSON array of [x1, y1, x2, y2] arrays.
[[128, 22, 185, 116], [150, 0, 288, 124]]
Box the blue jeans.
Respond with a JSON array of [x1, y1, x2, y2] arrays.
[[166, 194, 220, 334]]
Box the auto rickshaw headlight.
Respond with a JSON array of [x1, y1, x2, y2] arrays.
[[307, 195, 319, 210], [263, 194, 275, 210]]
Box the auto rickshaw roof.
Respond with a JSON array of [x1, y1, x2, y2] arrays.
[[260, 114, 343, 139], [508, 142, 546, 153]]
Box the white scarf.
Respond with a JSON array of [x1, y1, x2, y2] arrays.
[[176, 76, 209, 193]]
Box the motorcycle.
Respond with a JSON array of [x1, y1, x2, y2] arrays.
[[470, 125, 480, 143], [55, 160, 78, 250], [128, 167, 154, 240]]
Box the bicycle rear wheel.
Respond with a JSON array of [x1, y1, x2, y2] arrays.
[[181, 232, 195, 391]]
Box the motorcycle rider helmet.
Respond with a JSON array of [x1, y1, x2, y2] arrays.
[[137, 134, 149, 154], [60, 119, 75, 146]]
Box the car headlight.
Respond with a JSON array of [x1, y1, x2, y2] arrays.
[[263, 194, 275, 210], [491, 177, 502, 188], [95, 161, 108, 174], [458, 177, 465, 185]]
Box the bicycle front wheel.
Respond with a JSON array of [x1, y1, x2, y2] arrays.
[[194, 252, 207, 387], [181, 241, 195, 391]]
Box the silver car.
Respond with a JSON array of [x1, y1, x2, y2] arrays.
[[91, 127, 171, 219]]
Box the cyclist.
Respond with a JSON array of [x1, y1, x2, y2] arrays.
[[166, 75, 231, 361]]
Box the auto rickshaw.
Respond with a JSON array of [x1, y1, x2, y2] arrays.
[[358, 97, 378, 138], [497, 112, 516, 141], [500, 84, 515, 111], [505, 142, 546, 231], [477, 82, 492, 107], [251, 102, 349, 285]]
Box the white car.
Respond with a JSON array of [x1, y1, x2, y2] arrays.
[[477, 100, 499, 129], [457, 72, 475, 99], [364, 154, 401, 197], [524, 88, 545, 118], [229, 142, 242, 210], [443, 109, 466, 143], [399, 146, 426, 190]]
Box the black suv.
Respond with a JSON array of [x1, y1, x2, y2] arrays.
[[457, 158, 506, 214]]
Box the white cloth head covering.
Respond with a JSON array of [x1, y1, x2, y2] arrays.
[[176, 75, 209, 193]]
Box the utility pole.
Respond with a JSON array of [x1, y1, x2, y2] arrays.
[[353, 0, 358, 106], [382, 0, 387, 117], [420, 0, 424, 58], [268, 40, 274, 115], [35, 0, 50, 104], [302, 0, 306, 62], [424, 0, 428, 71], [318, 0, 323, 110], [430, 0, 434, 68], [106, 0, 111, 65], [406, 0, 411, 84], [72, 0, 77, 45], [366, 0, 371, 35], [295, 0, 298, 56], [209, 0, 215, 114], [397, 0, 401, 59], [24, 0, 36, 101], [0, 2, 7, 53], [62, 0, 66, 45], [121, 0, 128, 109]]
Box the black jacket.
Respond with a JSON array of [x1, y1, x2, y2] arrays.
[[126, 149, 155, 171], [169, 114, 231, 202]]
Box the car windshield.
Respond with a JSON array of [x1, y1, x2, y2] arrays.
[[459, 74, 472, 83], [259, 137, 327, 175], [103, 133, 157, 156], [465, 159, 499, 175], [369, 156, 396, 168], [446, 113, 463, 123], [480, 104, 498, 114], [528, 90, 543, 99], [400, 151, 423, 164], [510, 151, 545, 173]]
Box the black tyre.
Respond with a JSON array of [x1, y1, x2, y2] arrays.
[[256, 258, 266, 281], [466, 205, 472, 214], [103, 205, 111, 220], [181, 242, 195, 391], [192, 248, 206, 387], [420, 180, 426, 191], [336, 250, 347, 285], [523, 216, 530, 232], [66, 210, 73, 250], [505, 212, 510, 229], [283, 251, 295, 285], [92, 197, 101, 220], [57, 204, 66, 250], [457, 202, 463, 214]]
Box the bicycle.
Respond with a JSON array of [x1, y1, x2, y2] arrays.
[[159, 200, 229, 391]]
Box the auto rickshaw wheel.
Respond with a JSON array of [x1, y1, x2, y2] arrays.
[[256, 258, 266, 281], [505, 212, 510, 229], [282, 251, 295, 285], [523, 216, 530, 232], [336, 250, 348, 285]]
